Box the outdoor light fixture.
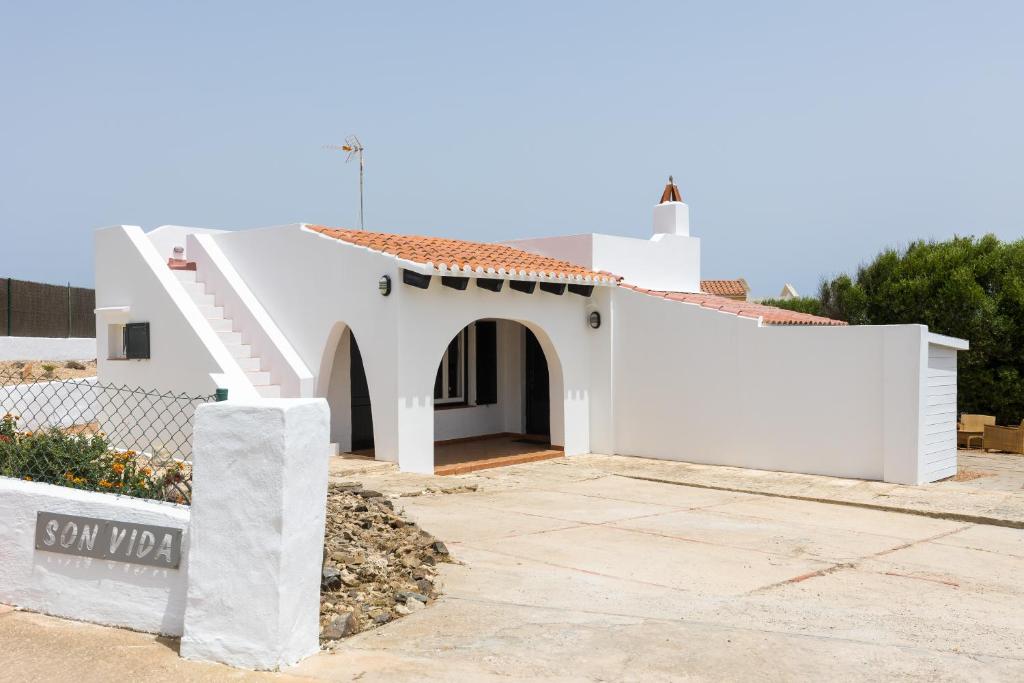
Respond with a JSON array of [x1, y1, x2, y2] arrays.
[[378, 274, 391, 296], [588, 311, 601, 329]]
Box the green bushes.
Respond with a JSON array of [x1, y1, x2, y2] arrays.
[[815, 235, 1024, 424], [0, 413, 183, 500], [758, 296, 824, 317]]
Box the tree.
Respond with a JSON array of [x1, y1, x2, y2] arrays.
[[816, 235, 1024, 423]]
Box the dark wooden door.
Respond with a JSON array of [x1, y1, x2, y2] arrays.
[[350, 335, 374, 450], [524, 328, 550, 438]]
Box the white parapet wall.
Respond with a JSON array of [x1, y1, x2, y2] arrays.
[[0, 336, 96, 361], [182, 398, 330, 670], [0, 397, 330, 672], [609, 289, 967, 485], [0, 478, 191, 635]]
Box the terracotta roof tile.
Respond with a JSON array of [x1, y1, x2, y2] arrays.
[[623, 285, 845, 327], [306, 225, 619, 282], [700, 279, 747, 297]]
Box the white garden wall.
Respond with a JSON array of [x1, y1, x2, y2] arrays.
[[0, 337, 96, 361], [609, 289, 964, 484], [0, 477, 190, 635]]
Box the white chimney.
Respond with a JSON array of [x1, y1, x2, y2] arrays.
[[652, 176, 690, 237]]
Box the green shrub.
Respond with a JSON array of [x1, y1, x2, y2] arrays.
[[40, 363, 56, 378], [64, 360, 86, 370], [818, 235, 1024, 423], [760, 296, 824, 317], [0, 413, 181, 500]]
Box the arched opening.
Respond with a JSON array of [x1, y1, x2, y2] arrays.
[[320, 324, 375, 454], [428, 318, 564, 474]]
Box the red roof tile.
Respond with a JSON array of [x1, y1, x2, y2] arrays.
[[306, 225, 619, 282], [622, 284, 846, 327], [700, 279, 747, 298]]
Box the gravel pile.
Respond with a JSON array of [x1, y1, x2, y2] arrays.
[[319, 481, 451, 646]]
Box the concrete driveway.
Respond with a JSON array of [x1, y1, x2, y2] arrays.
[[290, 455, 1024, 681], [3, 453, 1023, 682]]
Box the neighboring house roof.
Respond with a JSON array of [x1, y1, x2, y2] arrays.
[[622, 284, 846, 326], [306, 225, 620, 283], [700, 279, 748, 299]]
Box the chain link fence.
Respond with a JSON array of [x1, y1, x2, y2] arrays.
[[0, 368, 214, 504]]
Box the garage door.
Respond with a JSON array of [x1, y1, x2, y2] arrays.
[[922, 344, 958, 481]]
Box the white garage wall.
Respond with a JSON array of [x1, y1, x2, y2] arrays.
[[609, 289, 960, 484]]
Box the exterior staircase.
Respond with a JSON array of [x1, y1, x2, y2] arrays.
[[172, 268, 281, 398]]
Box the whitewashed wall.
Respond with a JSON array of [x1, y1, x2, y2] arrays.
[[214, 224, 603, 473], [0, 337, 96, 361], [609, 289, 963, 484], [94, 225, 257, 400], [0, 477, 190, 635]]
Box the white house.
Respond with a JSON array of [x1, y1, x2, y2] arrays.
[[94, 179, 967, 485]]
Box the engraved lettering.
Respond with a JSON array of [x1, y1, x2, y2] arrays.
[[43, 519, 58, 546], [77, 523, 100, 552], [125, 528, 138, 557], [109, 526, 127, 554], [136, 530, 155, 559], [59, 521, 78, 548], [155, 534, 174, 564]]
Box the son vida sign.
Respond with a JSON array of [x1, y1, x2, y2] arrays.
[[35, 511, 183, 569]]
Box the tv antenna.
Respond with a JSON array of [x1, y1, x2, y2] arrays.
[[324, 135, 365, 230]]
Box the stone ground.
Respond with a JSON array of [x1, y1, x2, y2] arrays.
[[2, 449, 1023, 682], [0, 359, 96, 385]]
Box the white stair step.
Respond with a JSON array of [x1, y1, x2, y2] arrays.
[[174, 270, 197, 283], [235, 356, 261, 371], [226, 344, 253, 358], [198, 305, 224, 318], [218, 331, 243, 345], [256, 385, 281, 398], [246, 371, 271, 385], [181, 281, 206, 296], [207, 317, 234, 331], [191, 293, 215, 307]]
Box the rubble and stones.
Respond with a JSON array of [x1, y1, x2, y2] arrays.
[[319, 481, 452, 646]]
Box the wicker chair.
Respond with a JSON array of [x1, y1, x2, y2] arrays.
[[983, 420, 1024, 454], [958, 414, 995, 449]]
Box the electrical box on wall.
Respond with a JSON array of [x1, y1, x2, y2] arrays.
[[123, 322, 151, 359]]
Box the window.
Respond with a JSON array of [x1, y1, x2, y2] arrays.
[[434, 328, 466, 404], [124, 323, 151, 359]]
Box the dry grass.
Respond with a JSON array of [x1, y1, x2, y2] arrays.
[[0, 359, 97, 386], [951, 468, 993, 482]]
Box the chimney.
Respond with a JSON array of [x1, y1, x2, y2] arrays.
[[653, 175, 690, 237]]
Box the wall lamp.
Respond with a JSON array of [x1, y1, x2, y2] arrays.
[[588, 311, 601, 329], [378, 274, 392, 296]]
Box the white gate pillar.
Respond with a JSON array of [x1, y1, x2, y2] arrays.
[[181, 398, 329, 670]]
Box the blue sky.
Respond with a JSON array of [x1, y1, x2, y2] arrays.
[[1, 1, 1021, 296]]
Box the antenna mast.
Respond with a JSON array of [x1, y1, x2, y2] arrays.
[[323, 135, 365, 230]]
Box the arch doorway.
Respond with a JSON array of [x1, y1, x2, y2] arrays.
[[429, 319, 563, 474], [322, 325, 375, 455]]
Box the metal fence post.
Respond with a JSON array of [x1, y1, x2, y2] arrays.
[[67, 282, 72, 338], [6, 278, 11, 337]]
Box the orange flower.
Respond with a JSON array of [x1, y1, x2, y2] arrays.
[[112, 462, 125, 475], [98, 479, 114, 488], [23, 476, 32, 481], [142, 466, 153, 476]]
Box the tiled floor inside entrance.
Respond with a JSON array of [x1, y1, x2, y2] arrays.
[[347, 435, 563, 476]]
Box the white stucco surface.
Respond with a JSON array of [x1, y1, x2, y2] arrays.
[[507, 231, 701, 293], [181, 398, 330, 671], [0, 337, 96, 361], [609, 290, 962, 484], [94, 225, 257, 399], [0, 477, 190, 635]]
